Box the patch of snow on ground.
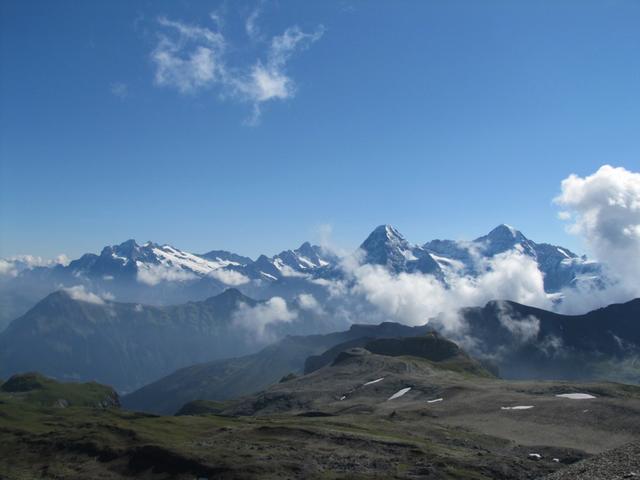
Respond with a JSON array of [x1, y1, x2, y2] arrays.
[[501, 406, 534, 410], [363, 378, 384, 386], [427, 398, 443, 403], [388, 387, 411, 401], [556, 393, 596, 400]]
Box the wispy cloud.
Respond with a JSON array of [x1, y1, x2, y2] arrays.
[[150, 11, 323, 123], [152, 16, 226, 94], [245, 6, 262, 40], [110, 82, 129, 99], [236, 25, 324, 124], [63, 285, 107, 305]]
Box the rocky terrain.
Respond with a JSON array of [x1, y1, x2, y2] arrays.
[[544, 441, 640, 479], [3, 335, 640, 479], [122, 298, 640, 416]]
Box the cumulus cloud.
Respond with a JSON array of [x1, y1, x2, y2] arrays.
[[278, 265, 309, 278], [342, 249, 550, 329], [207, 268, 250, 286], [233, 297, 297, 341], [297, 293, 324, 315], [555, 164, 640, 304], [137, 264, 198, 286], [0, 260, 15, 277], [0, 254, 69, 277], [308, 165, 639, 331], [63, 285, 106, 305], [150, 11, 323, 123]]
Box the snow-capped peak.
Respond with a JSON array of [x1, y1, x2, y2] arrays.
[[485, 224, 525, 241], [359, 225, 442, 276]]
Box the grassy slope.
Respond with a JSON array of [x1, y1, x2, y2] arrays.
[[3, 351, 640, 479], [1, 372, 119, 408], [0, 367, 576, 480], [0, 396, 571, 480]]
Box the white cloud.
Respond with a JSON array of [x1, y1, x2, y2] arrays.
[[231, 24, 324, 124], [313, 223, 349, 257], [150, 12, 323, 123], [137, 264, 198, 285], [320, 248, 551, 331], [0, 259, 16, 277], [297, 293, 324, 314], [152, 17, 225, 94], [55, 254, 71, 266], [233, 297, 297, 341], [245, 7, 262, 40], [278, 265, 309, 278], [555, 164, 640, 303], [63, 285, 106, 305], [207, 268, 250, 286], [101, 291, 116, 301], [0, 254, 69, 277]]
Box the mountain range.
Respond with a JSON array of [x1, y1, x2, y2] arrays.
[[0, 288, 344, 393], [121, 297, 640, 414], [121, 321, 431, 414], [0, 224, 602, 331]]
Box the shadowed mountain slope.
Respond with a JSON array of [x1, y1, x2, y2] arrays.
[[0, 288, 338, 393], [122, 322, 430, 414]]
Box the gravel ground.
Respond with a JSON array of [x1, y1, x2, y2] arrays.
[[544, 441, 640, 479]]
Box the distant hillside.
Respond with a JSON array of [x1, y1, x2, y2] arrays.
[[437, 298, 640, 382], [0, 288, 340, 393], [125, 298, 640, 415], [122, 322, 430, 414], [0, 372, 119, 408]]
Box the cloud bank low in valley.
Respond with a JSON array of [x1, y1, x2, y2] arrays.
[[308, 164, 640, 335], [321, 248, 552, 335], [2, 165, 638, 347], [233, 296, 297, 342]]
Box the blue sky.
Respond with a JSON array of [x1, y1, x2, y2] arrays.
[[1, 0, 639, 260]]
